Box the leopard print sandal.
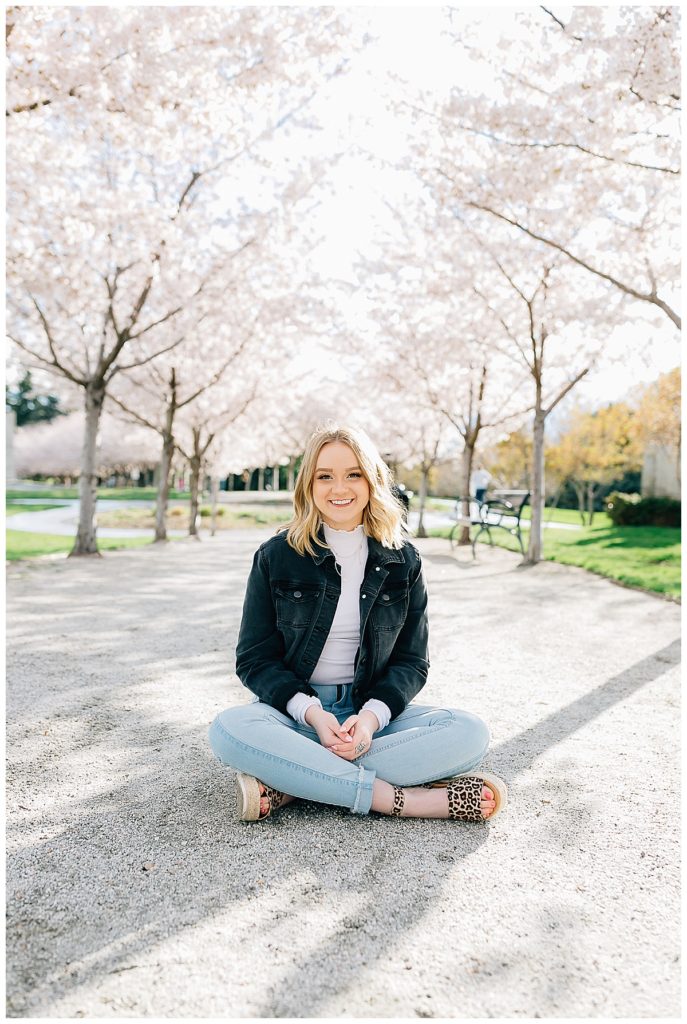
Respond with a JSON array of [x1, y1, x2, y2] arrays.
[[423, 771, 508, 822], [235, 772, 287, 822], [391, 785, 405, 817]]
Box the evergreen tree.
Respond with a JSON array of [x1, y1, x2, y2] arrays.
[[6, 371, 66, 426]]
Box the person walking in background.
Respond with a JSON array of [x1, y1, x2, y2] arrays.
[[208, 424, 507, 823], [470, 464, 492, 503]]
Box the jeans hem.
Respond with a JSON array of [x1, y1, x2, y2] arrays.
[[210, 715, 377, 815]]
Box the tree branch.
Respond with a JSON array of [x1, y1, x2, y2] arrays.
[[26, 295, 88, 385], [8, 333, 82, 384], [109, 334, 188, 375], [402, 99, 678, 175], [126, 302, 184, 342], [540, 6, 584, 40], [107, 392, 162, 435], [466, 201, 682, 329], [543, 367, 591, 416]]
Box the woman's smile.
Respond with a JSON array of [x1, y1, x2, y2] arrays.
[[312, 441, 370, 530]]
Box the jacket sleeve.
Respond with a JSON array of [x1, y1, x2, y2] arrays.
[[362, 553, 430, 719], [234, 545, 319, 713]]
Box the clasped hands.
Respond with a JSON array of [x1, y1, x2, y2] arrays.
[[304, 706, 378, 761]]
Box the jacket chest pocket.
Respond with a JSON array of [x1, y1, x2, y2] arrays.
[[371, 583, 408, 631], [274, 585, 320, 628]]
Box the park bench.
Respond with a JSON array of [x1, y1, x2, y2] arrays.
[[449, 490, 531, 557]]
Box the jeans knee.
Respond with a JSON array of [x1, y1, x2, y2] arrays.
[[447, 709, 491, 759], [208, 704, 264, 763]]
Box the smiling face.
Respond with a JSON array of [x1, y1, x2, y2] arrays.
[[312, 441, 370, 531]]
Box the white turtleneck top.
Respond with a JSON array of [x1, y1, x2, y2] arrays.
[[285, 523, 391, 731]]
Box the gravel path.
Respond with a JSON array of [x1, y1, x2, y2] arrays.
[[6, 531, 680, 1018], [7, 498, 581, 537]]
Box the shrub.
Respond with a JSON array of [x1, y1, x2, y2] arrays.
[[199, 506, 226, 517], [607, 492, 681, 528], [168, 506, 186, 518]]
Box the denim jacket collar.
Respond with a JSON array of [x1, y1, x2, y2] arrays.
[[310, 523, 404, 567]]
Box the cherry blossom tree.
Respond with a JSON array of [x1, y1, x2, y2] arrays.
[[368, 58, 645, 560], [106, 276, 265, 541], [462, 228, 616, 560], [430, 6, 680, 329], [13, 409, 158, 481], [356, 194, 531, 541], [6, 5, 360, 555]]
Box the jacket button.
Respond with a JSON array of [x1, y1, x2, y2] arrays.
[[294, 591, 302, 598], [362, 594, 367, 599], [375, 566, 380, 572], [383, 594, 390, 601]]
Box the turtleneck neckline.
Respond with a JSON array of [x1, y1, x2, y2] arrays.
[[324, 523, 365, 537], [323, 522, 366, 558]]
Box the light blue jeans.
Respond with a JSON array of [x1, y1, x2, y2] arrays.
[[208, 684, 490, 815]]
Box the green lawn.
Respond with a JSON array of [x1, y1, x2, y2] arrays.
[[538, 524, 680, 598], [6, 487, 190, 501], [419, 497, 610, 528], [519, 506, 610, 527], [6, 531, 163, 561], [429, 521, 681, 599]]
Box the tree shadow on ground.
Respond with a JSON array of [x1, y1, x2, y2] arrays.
[[490, 639, 680, 773], [7, 709, 491, 1016], [6, 539, 681, 1017]]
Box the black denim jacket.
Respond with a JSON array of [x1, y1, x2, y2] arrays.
[[234, 526, 429, 719]]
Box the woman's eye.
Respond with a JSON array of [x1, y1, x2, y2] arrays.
[[316, 472, 361, 480]]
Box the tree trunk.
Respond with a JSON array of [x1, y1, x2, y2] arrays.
[[71, 383, 105, 556], [527, 411, 546, 563], [273, 465, 280, 491], [416, 464, 429, 538], [572, 481, 587, 526], [676, 437, 681, 486], [257, 466, 265, 491], [587, 482, 596, 527], [287, 457, 296, 491], [155, 429, 174, 542], [210, 476, 219, 536], [458, 443, 475, 545], [188, 432, 202, 539], [155, 372, 177, 543]]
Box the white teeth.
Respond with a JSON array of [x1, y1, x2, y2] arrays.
[[331, 499, 353, 505]]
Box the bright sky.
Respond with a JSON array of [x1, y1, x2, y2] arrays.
[[266, 5, 680, 410]]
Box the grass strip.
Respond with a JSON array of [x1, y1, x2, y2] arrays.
[[6, 531, 159, 561], [6, 487, 191, 501], [419, 498, 611, 528]]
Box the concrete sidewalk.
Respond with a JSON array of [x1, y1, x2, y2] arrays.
[[8, 496, 581, 537], [6, 532, 681, 1017], [7, 498, 458, 536], [7, 500, 188, 539]]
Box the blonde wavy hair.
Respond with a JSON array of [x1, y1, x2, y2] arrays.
[[280, 424, 406, 557]]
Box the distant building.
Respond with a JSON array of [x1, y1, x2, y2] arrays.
[[641, 443, 680, 500]]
